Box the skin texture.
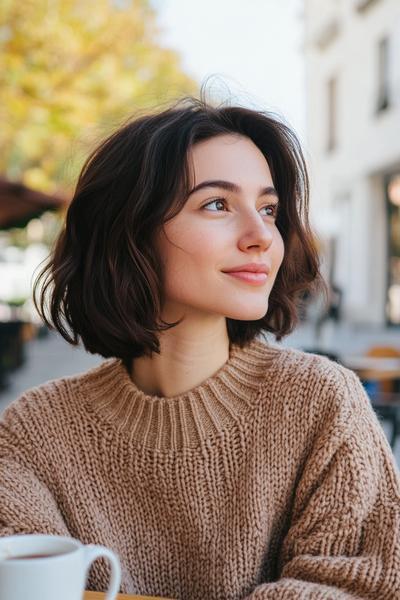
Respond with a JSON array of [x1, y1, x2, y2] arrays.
[[130, 134, 285, 397]]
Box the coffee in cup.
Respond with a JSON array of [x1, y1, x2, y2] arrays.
[[0, 533, 121, 600]]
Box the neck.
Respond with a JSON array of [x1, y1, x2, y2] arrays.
[[130, 316, 230, 398]]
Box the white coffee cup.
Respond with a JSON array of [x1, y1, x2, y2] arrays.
[[0, 533, 121, 600]]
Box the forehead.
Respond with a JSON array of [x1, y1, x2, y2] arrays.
[[188, 134, 273, 186]]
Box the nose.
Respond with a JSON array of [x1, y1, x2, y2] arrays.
[[237, 211, 274, 252]]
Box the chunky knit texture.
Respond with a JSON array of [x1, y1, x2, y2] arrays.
[[1, 338, 400, 599]]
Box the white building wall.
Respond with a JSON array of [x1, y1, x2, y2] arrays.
[[304, 0, 400, 325]]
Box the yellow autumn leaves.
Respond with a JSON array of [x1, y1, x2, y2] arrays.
[[0, 0, 196, 196]]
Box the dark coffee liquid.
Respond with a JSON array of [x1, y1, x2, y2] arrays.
[[6, 552, 64, 560]]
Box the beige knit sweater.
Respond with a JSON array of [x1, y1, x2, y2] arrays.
[[1, 339, 400, 599]]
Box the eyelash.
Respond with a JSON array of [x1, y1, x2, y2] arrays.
[[201, 198, 279, 218]]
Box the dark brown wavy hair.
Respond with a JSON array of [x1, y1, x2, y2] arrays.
[[34, 96, 326, 362]]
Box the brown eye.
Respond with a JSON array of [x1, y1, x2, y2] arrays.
[[202, 198, 227, 211]]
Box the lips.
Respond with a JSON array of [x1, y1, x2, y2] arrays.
[[222, 263, 270, 275], [222, 263, 270, 286]]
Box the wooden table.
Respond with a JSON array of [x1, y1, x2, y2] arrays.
[[84, 592, 172, 599]]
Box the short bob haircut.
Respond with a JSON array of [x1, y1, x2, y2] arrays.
[[34, 96, 325, 362]]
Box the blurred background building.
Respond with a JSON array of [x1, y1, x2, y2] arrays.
[[304, 0, 400, 328]]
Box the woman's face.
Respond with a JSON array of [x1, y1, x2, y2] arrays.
[[156, 133, 285, 323]]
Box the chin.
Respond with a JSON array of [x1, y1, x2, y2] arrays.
[[225, 305, 269, 321]]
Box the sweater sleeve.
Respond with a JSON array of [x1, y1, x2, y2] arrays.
[[244, 367, 400, 600], [0, 396, 70, 538]]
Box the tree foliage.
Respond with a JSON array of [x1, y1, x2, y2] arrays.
[[0, 0, 196, 194]]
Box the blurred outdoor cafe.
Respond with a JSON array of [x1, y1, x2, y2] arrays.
[[0, 177, 67, 391], [1, 177, 400, 451]]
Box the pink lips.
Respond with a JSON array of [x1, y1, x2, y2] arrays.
[[222, 262, 270, 285], [224, 271, 268, 285]]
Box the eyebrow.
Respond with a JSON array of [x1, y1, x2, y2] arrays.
[[188, 179, 279, 199]]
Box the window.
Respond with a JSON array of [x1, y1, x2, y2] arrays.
[[386, 174, 400, 325], [326, 77, 337, 152], [376, 37, 390, 113]]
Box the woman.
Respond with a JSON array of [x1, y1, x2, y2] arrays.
[[1, 97, 399, 599]]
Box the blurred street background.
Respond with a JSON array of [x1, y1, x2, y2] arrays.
[[1, 0, 400, 460]]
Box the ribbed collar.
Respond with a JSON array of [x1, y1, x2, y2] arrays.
[[77, 338, 280, 451]]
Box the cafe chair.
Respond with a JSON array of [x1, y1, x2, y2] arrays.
[[363, 346, 400, 449], [365, 345, 400, 393]]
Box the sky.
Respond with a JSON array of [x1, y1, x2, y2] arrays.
[[152, 0, 307, 143]]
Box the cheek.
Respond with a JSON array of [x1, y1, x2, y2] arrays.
[[163, 222, 220, 271], [274, 229, 285, 265], [161, 231, 224, 307], [278, 236, 285, 265]]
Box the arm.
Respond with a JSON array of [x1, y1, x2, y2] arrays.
[[245, 369, 400, 599], [0, 458, 70, 538], [0, 397, 70, 538]]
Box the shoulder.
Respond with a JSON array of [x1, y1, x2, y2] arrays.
[[0, 359, 118, 434], [276, 344, 360, 392], [252, 339, 369, 426], [253, 338, 358, 389]]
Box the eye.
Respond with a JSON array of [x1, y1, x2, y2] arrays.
[[202, 198, 227, 211], [261, 204, 279, 218], [202, 198, 279, 218]]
